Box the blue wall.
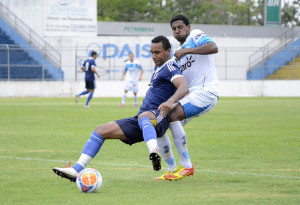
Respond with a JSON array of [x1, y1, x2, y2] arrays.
[[247, 38, 300, 80], [0, 19, 64, 80]]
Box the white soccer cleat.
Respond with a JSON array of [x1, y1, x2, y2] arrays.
[[84, 105, 90, 108], [75, 95, 79, 103], [53, 167, 78, 182]]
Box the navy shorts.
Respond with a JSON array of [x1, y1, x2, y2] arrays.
[[115, 110, 170, 145], [85, 80, 95, 89]]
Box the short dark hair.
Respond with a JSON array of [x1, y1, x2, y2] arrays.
[[151, 36, 171, 51], [170, 15, 190, 27], [91, 51, 97, 57]]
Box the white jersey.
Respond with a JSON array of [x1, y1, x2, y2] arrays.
[[124, 59, 143, 82], [176, 29, 219, 96]]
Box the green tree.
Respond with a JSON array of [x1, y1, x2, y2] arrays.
[[97, 0, 300, 26], [281, 0, 300, 27]]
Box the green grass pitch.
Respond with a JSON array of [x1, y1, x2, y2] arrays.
[[0, 97, 300, 204]]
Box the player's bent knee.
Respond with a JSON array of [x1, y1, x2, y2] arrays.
[[94, 122, 126, 140], [138, 111, 156, 121], [170, 104, 186, 122]]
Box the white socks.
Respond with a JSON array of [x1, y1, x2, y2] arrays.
[[146, 139, 158, 153], [76, 153, 92, 169], [157, 133, 177, 171], [169, 121, 193, 168], [134, 95, 137, 104], [122, 93, 127, 104]]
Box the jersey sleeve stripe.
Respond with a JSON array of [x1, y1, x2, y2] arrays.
[[170, 74, 184, 82], [167, 62, 176, 72]]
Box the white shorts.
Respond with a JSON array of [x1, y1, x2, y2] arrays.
[[179, 87, 219, 126], [124, 81, 138, 93]]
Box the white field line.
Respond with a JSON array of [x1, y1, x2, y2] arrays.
[[1, 155, 300, 180], [0, 102, 115, 106]]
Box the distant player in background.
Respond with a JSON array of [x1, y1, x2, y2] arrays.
[[75, 51, 100, 108], [154, 15, 219, 181], [52, 36, 189, 182], [120, 52, 144, 107]]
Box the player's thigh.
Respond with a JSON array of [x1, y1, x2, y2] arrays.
[[124, 81, 133, 91], [179, 89, 218, 119], [169, 103, 186, 122], [95, 122, 126, 140]]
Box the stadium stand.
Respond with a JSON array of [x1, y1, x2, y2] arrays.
[[0, 3, 63, 81], [247, 29, 300, 80]]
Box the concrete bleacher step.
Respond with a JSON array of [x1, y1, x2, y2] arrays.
[[0, 29, 56, 80], [268, 54, 300, 80]]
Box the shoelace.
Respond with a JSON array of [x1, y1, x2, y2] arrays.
[[63, 161, 72, 168]]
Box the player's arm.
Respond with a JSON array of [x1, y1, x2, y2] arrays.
[[158, 76, 189, 117], [91, 66, 100, 78], [80, 66, 86, 72], [138, 68, 144, 81], [120, 69, 127, 81], [174, 42, 218, 59]]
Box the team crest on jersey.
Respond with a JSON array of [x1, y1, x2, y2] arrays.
[[180, 56, 195, 72], [153, 72, 159, 80], [195, 32, 205, 40]]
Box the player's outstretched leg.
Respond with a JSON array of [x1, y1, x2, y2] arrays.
[[53, 131, 105, 182]]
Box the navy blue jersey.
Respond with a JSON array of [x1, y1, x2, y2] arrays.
[[82, 58, 96, 81], [138, 59, 183, 114]]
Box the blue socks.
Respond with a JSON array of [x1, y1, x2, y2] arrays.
[[138, 117, 157, 142], [79, 90, 89, 96], [85, 92, 94, 106], [82, 131, 104, 157], [73, 131, 105, 173]]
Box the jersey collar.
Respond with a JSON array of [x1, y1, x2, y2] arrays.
[[154, 59, 172, 74]]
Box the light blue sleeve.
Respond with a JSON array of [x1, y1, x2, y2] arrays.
[[196, 35, 214, 47]]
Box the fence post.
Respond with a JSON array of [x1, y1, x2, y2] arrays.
[[75, 43, 78, 81], [292, 47, 295, 80], [42, 48, 44, 81], [225, 49, 228, 80], [6, 44, 10, 81]]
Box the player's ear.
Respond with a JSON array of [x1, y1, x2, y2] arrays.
[[166, 48, 171, 56], [187, 24, 191, 31]]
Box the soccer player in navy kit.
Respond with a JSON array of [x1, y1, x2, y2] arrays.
[[75, 51, 100, 108], [53, 36, 189, 182]]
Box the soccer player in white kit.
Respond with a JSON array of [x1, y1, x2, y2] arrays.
[[120, 53, 144, 107], [155, 15, 220, 181]]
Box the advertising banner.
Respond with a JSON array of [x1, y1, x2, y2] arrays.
[[264, 0, 281, 26], [44, 0, 97, 36]]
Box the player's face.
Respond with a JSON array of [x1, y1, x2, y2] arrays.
[[171, 20, 190, 44], [129, 53, 134, 62], [150, 42, 170, 67]]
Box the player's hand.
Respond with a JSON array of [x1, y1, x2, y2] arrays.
[[139, 77, 142, 81], [158, 100, 173, 118], [97, 74, 100, 78], [174, 49, 186, 60], [121, 77, 124, 81]]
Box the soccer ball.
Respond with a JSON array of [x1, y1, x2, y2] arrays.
[[76, 168, 102, 193]]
